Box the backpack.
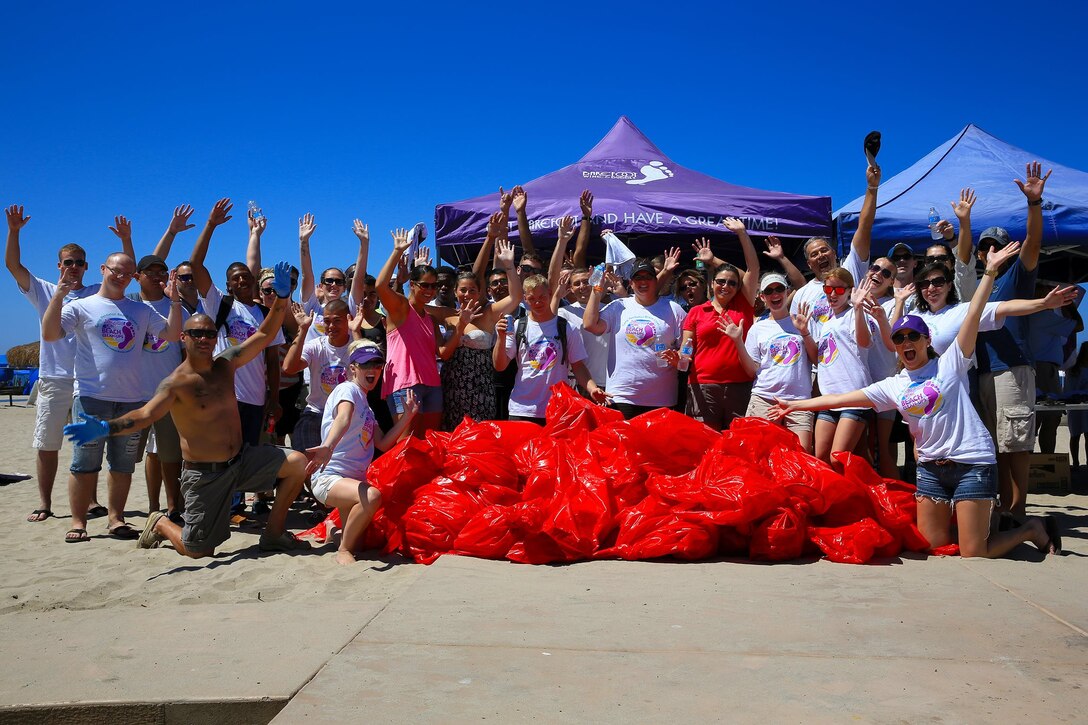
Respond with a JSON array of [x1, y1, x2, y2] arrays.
[[515, 313, 568, 368], [215, 295, 269, 333]]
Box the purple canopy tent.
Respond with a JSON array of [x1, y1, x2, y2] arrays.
[[434, 116, 832, 266]]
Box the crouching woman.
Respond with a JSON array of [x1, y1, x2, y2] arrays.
[[304, 341, 419, 564], [768, 242, 1060, 559]]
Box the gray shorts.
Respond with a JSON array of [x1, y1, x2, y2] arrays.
[[180, 444, 287, 553]]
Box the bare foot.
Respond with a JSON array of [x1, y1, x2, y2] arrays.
[[335, 550, 357, 565]]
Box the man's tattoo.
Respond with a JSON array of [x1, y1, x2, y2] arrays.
[[108, 418, 135, 435]]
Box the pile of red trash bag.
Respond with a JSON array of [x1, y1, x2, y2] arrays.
[[348, 385, 932, 565]]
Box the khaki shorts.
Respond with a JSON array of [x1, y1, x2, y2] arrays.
[[32, 377, 74, 451], [138, 412, 182, 464], [746, 394, 814, 436], [979, 366, 1035, 453]]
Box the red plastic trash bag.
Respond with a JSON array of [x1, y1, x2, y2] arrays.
[[442, 420, 520, 490], [619, 408, 720, 475], [544, 383, 623, 437], [808, 518, 896, 564], [749, 506, 808, 562], [402, 482, 486, 564]]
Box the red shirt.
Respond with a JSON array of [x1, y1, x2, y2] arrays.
[[682, 296, 755, 384]]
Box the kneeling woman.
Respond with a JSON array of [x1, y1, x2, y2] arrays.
[[305, 341, 419, 565], [769, 242, 1060, 558]]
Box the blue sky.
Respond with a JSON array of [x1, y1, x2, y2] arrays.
[[3, 1, 1088, 352]]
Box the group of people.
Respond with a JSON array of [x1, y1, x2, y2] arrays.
[[5, 153, 1070, 563]]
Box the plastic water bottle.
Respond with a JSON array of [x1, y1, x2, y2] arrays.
[[653, 333, 668, 368], [928, 207, 941, 240], [588, 263, 606, 288], [248, 200, 264, 221], [677, 339, 693, 372]]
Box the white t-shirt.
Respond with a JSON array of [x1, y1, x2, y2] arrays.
[[789, 247, 869, 324], [917, 302, 1002, 355], [60, 294, 168, 402], [503, 315, 588, 418], [321, 382, 378, 480], [20, 277, 100, 379], [862, 340, 995, 465], [745, 316, 813, 400], [136, 296, 189, 400], [203, 284, 284, 406], [867, 297, 899, 382], [565, 301, 610, 386], [810, 307, 876, 401], [303, 293, 358, 345], [598, 296, 687, 408], [302, 335, 351, 413]]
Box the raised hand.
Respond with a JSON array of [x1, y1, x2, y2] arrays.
[[763, 235, 785, 260], [579, 189, 593, 219], [866, 164, 882, 189], [413, 247, 432, 268], [347, 308, 365, 335], [162, 270, 180, 301], [494, 314, 510, 337], [1014, 161, 1052, 202], [1042, 285, 1079, 309], [495, 238, 515, 267], [951, 187, 976, 221], [663, 246, 681, 273], [63, 413, 110, 446], [863, 293, 888, 323], [790, 302, 811, 337], [499, 187, 513, 216], [55, 263, 79, 294], [717, 317, 744, 342], [290, 301, 313, 328], [456, 299, 481, 329], [169, 204, 196, 234], [108, 215, 132, 241], [893, 283, 916, 303], [299, 213, 317, 243], [272, 260, 293, 298], [723, 217, 747, 234], [511, 185, 527, 214], [563, 250, 575, 268], [557, 215, 575, 243], [692, 237, 714, 264], [390, 228, 411, 255], [487, 210, 507, 240], [935, 219, 955, 241], [208, 198, 233, 226], [987, 241, 1022, 271], [5, 204, 30, 231], [556, 267, 572, 292], [352, 219, 369, 244], [850, 277, 874, 306], [395, 251, 409, 284]]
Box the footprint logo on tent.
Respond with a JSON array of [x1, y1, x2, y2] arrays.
[[626, 161, 674, 186]]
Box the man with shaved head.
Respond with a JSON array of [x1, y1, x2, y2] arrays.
[[63, 262, 311, 557]]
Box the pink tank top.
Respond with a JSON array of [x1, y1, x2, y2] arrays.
[[381, 306, 441, 397]]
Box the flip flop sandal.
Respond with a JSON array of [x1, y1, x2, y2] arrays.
[[88, 505, 108, 518], [65, 528, 90, 543], [864, 131, 881, 166], [108, 523, 140, 540], [27, 509, 53, 522]]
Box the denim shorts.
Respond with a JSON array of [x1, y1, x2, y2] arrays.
[[816, 408, 871, 425], [915, 461, 998, 505], [388, 383, 443, 415], [70, 396, 145, 474]]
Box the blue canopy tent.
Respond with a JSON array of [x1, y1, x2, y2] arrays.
[[835, 124, 1088, 282]]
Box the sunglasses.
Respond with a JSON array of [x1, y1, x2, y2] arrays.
[[176, 274, 194, 282], [762, 284, 787, 295], [918, 277, 949, 290], [322, 277, 345, 286], [713, 278, 738, 288], [891, 330, 924, 345], [260, 287, 275, 295], [184, 329, 217, 339], [978, 243, 1002, 255], [822, 284, 848, 295], [104, 265, 133, 279], [924, 255, 952, 265], [868, 265, 892, 279], [61, 258, 88, 268], [679, 281, 703, 290], [517, 265, 540, 274], [489, 279, 508, 287], [891, 254, 914, 262], [414, 281, 438, 290]]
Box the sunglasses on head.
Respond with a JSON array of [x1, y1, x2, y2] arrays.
[[322, 277, 345, 286], [184, 329, 217, 339], [176, 273, 194, 282], [61, 258, 87, 268], [762, 284, 787, 295], [918, 277, 948, 290], [713, 278, 738, 288], [822, 284, 848, 296], [414, 281, 438, 290], [868, 264, 892, 279], [891, 330, 924, 345]]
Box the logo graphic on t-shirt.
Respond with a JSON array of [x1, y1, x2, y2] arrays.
[[143, 332, 169, 353], [623, 318, 658, 348], [226, 317, 257, 347], [320, 364, 346, 395], [526, 339, 559, 372], [768, 335, 803, 366], [818, 334, 839, 365], [358, 409, 376, 447], [901, 379, 944, 418], [812, 300, 833, 324], [97, 315, 138, 352], [314, 315, 326, 336]]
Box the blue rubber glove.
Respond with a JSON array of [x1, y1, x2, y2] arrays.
[[63, 413, 110, 446], [272, 260, 293, 298]]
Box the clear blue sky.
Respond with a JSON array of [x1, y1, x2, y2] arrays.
[[3, 1, 1088, 353]]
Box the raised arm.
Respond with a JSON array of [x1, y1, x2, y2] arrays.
[[950, 188, 976, 265], [375, 229, 412, 324], [995, 284, 1078, 320], [471, 211, 505, 291], [152, 205, 196, 261], [763, 235, 806, 300], [959, 242, 1022, 358], [547, 215, 575, 290], [1014, 161, 1051, 271], [245, 209, 267, 280], [656, 247, 681, 292], [4, 205, 32, 291], [511, 185, 535, 257], [281, 302, 314, 375], [221, 262, 291, 369], [850, 280, 873, 349], [298, 213, 317, 302], [573, 190, 593, 268], [850, 164, 881, 262], [189, 198, 233, 296], [582, 268, 613, 336], [107, 215, 135, 261], [41, 266, 81, 342], [769, 389, 876, 419], [492, 314, 513, 371], [349, 219, 370, 305], [490, 239, 523, 318], [724, 217, 760, 303], [161, 271, 183, 342]]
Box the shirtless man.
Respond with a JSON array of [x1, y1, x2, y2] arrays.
[[63, 262, 311, 557]]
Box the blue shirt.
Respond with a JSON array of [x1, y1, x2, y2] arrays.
[[1027, 309, 1077, 366], [977, 260, 1036, 374]]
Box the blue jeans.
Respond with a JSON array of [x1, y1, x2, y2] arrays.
[[70, 397, 144, 474], [915, 461, 998, 505]]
